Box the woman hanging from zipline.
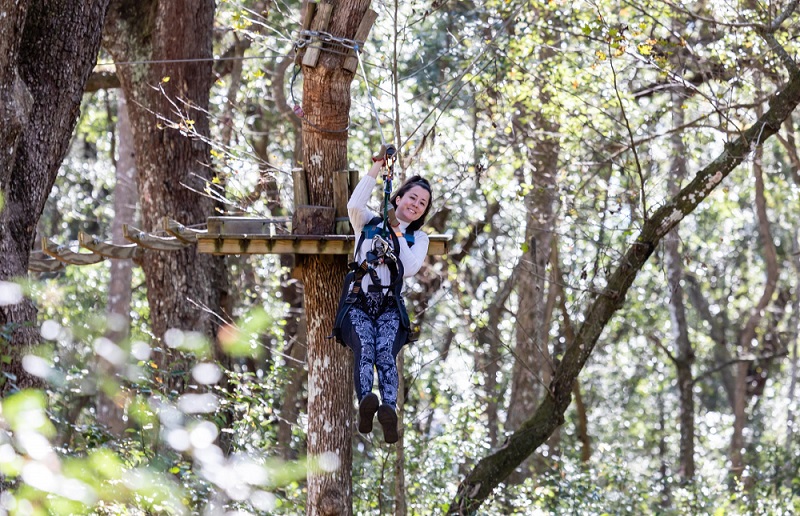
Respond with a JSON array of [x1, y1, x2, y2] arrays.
[[331, 145, 432, 444]]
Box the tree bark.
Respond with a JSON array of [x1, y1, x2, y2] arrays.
[[0, 0, 110, 394], [554, 251, 591, 464], [0, 0, 31, 186], [505, 98, 560, 476], [103, 0, 228, 377], [297, 2, 372, 514], [665, 93, 695, 481], [449, 57, 800, 514]]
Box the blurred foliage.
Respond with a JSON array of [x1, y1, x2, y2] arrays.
[[5, 0, 800, 513]]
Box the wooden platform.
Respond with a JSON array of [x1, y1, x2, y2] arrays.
[[197, 217, 451, 255], [28, 217, 451, 272]]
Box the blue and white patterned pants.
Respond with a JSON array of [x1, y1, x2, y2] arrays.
[[341, 292, 408, 409]]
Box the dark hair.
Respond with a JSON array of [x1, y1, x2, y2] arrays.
[[389, 175, 433, 232]]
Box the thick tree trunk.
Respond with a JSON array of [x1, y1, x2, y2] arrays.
[[0, 1, 31, 186], [665, 95, 695, 481], [0, 0, 110, 394], [103, 0, 227, 377], [297, 2, 372, 514], [449, 58, 800, 514]]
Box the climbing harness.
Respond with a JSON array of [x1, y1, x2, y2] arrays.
[[330, 215, 414, 345]]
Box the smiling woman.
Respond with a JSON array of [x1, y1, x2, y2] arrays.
[[330, 151, 433, 444]]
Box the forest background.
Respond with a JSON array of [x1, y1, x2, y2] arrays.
[[1, 0, 800, 514]]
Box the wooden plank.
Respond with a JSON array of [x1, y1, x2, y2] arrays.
[[296, 2, 318, 65], [348, 169, 360, 195], [342, 9, 378, 73], [293, 205, 335, 235], [28, 256, 66, 273], [293, 167, 308, 208], [163, 217, 207, 243], [207, 216, 287, 236], [123, 224, 190, 251], [302, 2, 317, 31], [196, 234, 451, 256], [198, 236, 351, 255], [42, 239, 105, 265], [333, 170, 351, 234], [301, 2, 333, 67], [79, 232, 142, 260]]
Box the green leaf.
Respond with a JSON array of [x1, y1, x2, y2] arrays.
[[2, 389, 56, 437], [219, 307, 272, 359]]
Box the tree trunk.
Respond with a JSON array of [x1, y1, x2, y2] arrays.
[[505, 102, 560, 475], [665, 93, 695, 481], [0, 0, 110, 394], [297, 2, 372, 514], [394, 352, 406, 516], [103, 0, 227, 378], [475, 264, 517, 448], [555, 251, 591, 464], [786, 230, 800, 466], [449, 55, 800, 513], [730, 131, 779, 480], [106, 91, 138, 343], [97, 90, 138, 435]]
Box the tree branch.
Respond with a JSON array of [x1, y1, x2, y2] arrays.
[[448, 56, 800, 515], [693, 351, 788, 385], [757, 30, 799, 76]]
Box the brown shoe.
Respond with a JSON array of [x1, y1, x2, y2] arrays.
[[358, 393, 379, 434], [377, 404, 398, 444]]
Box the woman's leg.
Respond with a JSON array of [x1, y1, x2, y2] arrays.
[[341, 306, 378, 401], [374, 305, 402, 408]]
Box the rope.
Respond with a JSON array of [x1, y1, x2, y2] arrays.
[[288, 61, 351, 133]]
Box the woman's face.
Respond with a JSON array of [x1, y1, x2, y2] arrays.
[[394, 185, 430, 223]]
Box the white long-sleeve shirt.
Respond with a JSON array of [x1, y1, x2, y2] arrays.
[[347, 175, 429, 293]]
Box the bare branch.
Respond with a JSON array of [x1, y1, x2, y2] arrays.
[[693, 351, 788, 385]]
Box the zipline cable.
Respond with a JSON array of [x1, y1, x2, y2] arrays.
[[353, 44, 396, 237], [354, 44, 387, 147]]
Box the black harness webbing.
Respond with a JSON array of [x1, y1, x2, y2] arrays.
[[330, 216, 414, 344]]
